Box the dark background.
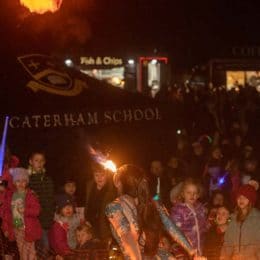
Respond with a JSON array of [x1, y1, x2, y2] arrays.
[[1, 0, 260, 203], [1, 0, 260, 66]]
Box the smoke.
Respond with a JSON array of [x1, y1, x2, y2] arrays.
[[3, 0, 94, 50]]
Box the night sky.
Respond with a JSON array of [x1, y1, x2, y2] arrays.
[[1, 0, 260, 65]]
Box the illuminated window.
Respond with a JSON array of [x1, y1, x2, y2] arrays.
[[226, 71, 245, 90]]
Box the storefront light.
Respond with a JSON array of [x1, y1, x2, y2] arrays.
[[64, 59, 73, 67], [151, 59, 157, 65], [128, 59, 135, 65]]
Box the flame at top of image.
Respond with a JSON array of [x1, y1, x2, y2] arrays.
[[20, 0, 63, 14]]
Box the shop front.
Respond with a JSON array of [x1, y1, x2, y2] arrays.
[[79, 55, 126, 88], [209, 47, 260, 91], [64, 54, 170, 95]]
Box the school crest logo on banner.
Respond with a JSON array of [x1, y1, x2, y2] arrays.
[[17, 54, 87, 96]]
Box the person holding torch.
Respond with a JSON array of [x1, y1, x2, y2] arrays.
[[105, 164, 202, 259]]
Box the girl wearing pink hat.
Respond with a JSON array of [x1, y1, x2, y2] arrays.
[[220, 184, 260, 260], [2, 168, 42, 260]]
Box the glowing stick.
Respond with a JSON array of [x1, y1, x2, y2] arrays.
[[0, 116, 9, 175]]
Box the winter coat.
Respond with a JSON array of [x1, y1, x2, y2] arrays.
[[171, 202, 208, 255], [29, 172, 55, 229], [48, 221, 72, 256], [220, 208, 260, 260], [2, 189, 42, 242], [203, 226, 225, 260]]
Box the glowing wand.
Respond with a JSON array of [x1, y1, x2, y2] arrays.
[[0, 116, 9, 176]]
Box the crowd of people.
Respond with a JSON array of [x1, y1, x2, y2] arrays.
[[0, 84, 259, 260]]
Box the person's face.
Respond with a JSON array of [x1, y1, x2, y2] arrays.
[[237, 195, 250, 210], [29, 154, 46, 172], [216, 207, 230, 225], [61, 205, 74, 217], [64, 182, 76, 196], [94, 171, 108, 189], [182, 184, 199, 205], [76, 230, 92, 245], [213, 193, 224, 206], [150, 161, 163, 177], [193, 145, 203, 156], [212, 148, 222, 160], [168, 157, 178, 169], [15, 179, 27, 191], [244, 161, 257, 173]]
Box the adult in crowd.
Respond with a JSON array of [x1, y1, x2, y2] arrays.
[[148, 160, 171, 208], [189, 142, 206, 179]]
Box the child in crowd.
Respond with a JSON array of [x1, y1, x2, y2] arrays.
[[49, 194, 82, 257], [204, 205, 231, 260], [56, 179, 77, 209], [28, 151, 55, 257], [207, 190, 226, 225], [157, 234, 176, 260], [2, 168, 42, 259], [220, 184, 260, 259], [225, 159, 241, 205], [75, 223, 102, 250], [171, 178, 208, 257]]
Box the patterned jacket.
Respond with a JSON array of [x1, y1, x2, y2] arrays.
[[106, 195, 194, 260], [170, 202, 208, 255]]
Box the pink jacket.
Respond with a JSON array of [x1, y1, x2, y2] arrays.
[[48, 221, 72, 256], [2, 189, 42, 242]]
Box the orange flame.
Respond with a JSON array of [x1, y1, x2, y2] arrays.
[[101, 160, 117, 173], [20, 0, 63, 14]]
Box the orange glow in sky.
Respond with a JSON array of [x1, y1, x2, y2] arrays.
[[20, 0, 63, 14]]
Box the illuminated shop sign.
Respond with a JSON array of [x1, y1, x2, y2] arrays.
[[80, 57, 124, 66]]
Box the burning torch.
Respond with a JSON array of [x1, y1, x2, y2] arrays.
[[88, 145, 117, 173]]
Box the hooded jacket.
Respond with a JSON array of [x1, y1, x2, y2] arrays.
[[2, 189, 42, 242]]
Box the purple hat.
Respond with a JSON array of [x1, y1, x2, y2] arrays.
[[10, 168, 29, 183]]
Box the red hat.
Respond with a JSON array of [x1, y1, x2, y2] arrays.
[[237, 184, 257, 206]]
